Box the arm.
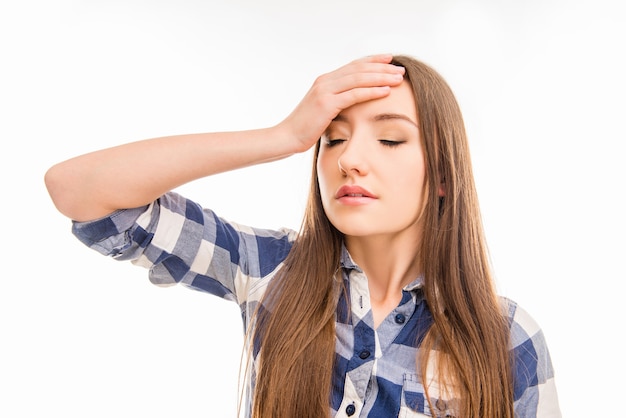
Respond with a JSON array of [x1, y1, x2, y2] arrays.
[[45, 55, 405, 222], [506, 299, 562, 417]]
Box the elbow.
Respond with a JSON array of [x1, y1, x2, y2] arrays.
[[44, 163, 71, 217], [44, 163, 86, 221], [45, 162, 116, 222]]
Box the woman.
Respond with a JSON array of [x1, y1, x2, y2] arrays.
[[45, 54, 560, 417]]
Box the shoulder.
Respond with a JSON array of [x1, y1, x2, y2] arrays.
[[499, 297, 545, 350]]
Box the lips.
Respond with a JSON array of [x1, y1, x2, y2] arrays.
[[335, 185, 377, 205]]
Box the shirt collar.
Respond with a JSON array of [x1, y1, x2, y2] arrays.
[[403, 276, 424, 292], [339, 243, 361, 272]]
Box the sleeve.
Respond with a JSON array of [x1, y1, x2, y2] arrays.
[[71, 191, 297, 305], [503, 298, 562, 418]]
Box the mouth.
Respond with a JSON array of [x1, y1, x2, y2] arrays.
[[335, 185, 377, 205]]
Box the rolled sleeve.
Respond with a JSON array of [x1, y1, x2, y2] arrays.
[[71, 192, 296, 304]]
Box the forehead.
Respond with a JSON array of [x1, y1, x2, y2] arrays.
[[333, 80, 418, 125]]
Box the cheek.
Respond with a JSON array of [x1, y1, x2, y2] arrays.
[[316, 152, 334, 187], [316, 157, 332, 207], [393, 160, 427, 206]]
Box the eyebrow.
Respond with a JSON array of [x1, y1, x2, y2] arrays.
[[332, 112, 418, 127]]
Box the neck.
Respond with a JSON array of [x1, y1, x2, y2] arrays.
[[345, 233, 422, 305]]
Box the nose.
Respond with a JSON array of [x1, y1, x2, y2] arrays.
[[337, 137, 370, 177]]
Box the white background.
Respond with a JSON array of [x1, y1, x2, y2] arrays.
[[1, 0, 624, 416]]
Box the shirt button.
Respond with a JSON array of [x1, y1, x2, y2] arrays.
[[345, 404, 356, 416], [358, 350, 371, 359], [395, 313, 406, 324]]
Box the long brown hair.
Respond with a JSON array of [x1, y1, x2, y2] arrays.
[[250, 55, 513, 417]]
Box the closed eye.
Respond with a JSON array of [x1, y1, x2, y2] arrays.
[[379, 139, 406, 147], [324, 139, 346, 147]]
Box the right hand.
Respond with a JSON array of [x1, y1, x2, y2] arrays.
[[279, 54, 406, 152]]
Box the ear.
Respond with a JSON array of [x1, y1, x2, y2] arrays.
[[438, 183, 445, 197]]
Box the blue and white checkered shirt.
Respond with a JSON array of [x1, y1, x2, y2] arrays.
[[72, 191, 561, 417]]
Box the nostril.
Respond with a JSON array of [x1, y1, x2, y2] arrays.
[[337, 145, 368, 176]]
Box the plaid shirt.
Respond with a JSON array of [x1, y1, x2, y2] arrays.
[[72, 191, 561, 417]]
